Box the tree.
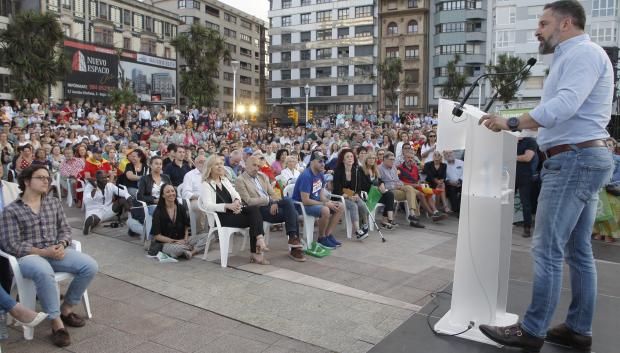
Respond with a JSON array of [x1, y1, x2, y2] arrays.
[[0, 11, 67, 101], [440, 54, 468, 101], [378, 57, 403, 110], [171, 23, 230, 107], [486, 54, 531, 105]]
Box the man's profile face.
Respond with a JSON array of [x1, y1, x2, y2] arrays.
[[536, 9, 563, 55]]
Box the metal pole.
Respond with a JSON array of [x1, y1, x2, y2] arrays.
[[478, 80, 482, 109], [397, 95, 400, 117], [232, 71, 236, 120], [305, 93, 309, 123]]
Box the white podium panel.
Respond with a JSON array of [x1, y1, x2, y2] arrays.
[[434, 99, 518, 345]]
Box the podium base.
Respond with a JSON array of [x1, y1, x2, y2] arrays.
[[434, 310, 519, 346]]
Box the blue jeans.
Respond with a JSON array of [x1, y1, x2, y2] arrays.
[[18, 249, 98, 320], [521, 146, 613, 338], [0, 287, 16, 312], [260, 198, 299, 238]]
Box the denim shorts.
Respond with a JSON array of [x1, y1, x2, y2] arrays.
[[303, 204, 324, 218]]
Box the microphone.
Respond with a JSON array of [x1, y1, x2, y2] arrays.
[[452, 58, 537, 117], [483, 58, 537, 112]]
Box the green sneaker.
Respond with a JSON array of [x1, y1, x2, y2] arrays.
[[305, 241, 331, 258]]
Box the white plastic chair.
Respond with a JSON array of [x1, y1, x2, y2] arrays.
[[199, 209, 249, 268], [132, 199, 153, 243], [361, 191, 385, 231], [66, 178, 85, 208], [283, 184, 315, 250], [328, 193, 352, 239], [177, 183, 198, 238], [0, 240, 92, 340], [50, 172, 63, 201]]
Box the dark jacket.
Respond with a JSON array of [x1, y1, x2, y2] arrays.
[[333, 164, 365, 196], [137, 173, 171, 205], [359, 169, 385, 192]]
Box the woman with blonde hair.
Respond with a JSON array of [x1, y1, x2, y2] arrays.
[[361, 152, 396, 229], [198, 155, 270, 264]]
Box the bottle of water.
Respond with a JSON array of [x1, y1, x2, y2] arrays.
[[0, 309, 8, 340]]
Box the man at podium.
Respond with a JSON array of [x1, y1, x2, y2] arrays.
[[477, 1, 615, 352]]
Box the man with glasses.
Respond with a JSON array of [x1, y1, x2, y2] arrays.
[[83, 170, 132, 235], [0, 165, 99, 347]]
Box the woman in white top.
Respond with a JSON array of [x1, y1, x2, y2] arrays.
[[420, 132, 437, 164], [279, 156, 300, 186]]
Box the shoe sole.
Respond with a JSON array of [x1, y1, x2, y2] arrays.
[[83, 217, 93, 235], [317, 243, 335, 250], [356, 233, 369, 241], [479, 326, 542, 353], [288, 254, 307, 262]]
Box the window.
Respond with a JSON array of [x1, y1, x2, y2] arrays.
[[466, 22, 483, 32], [408, 0, 418, 8], [387, 22, 398, 35], [241, 33, 252, 43], [300, 31, 311, 42], [436, 1, 482, 11], [301, 13, 311, 24], [337, 66, 349, 77], [178, 0, 186, 8], [316, 10, 331, 22], [205, 21, 220, 31], [281, 33, 291, 44], [240, 61, 252, 70], [435, 43, 481, 55], [316, 29, 332, 41], [338, 27, 349, 39], [354, 64, 372, 76], [225, 43, 236, 53], [140, 38, 156, 54], [405, 45, 419, 59], [405, 69, 419, 83], [300, 50, 311, 60], [338, 8, 349, 20], [123, 9, 131, 25], [338, 46, 349, 58], [99, 2, 108, 20], [240, 47, 252, 56], [144, 16, 153, 32], [301, 0, 310, 5], [62, 0, 71, 9], [300, 68, 310, 78], [281, 70, 291, 80], [405, 95, 418, 107], [337, 85, 349, 96], [282, 0, 291, 9], [355, 45, 373, 56], [592, 0, 617, 17], [123, 37, 131, 50], [495, 30, 515, 48], [224, 72, 234, 81], [355, 6, 372, 18], [241, 19, 252, 30], [387, 0, 397, 10], [526, 5, 544, 20], [496, 7, 516, 25], [407, 20, 418, 33], [386, 47, 399, 58], [224, 13, 237, 24], [281, 88, 291, 98], [240, 75, 252, 84], [355, 25, 373, 37], [63, 24, 71, 37], [317, 0, 332, 3], [315, 86, 332, 96], [316, 48, 331, 59], [281, 15, 291, 27], [436, 22, 464, 33], [354, 84, 373, 95], [281, 51, 291, 62], [590, 22, 617, 43], [316, 67, 331, 78], [94, 27, 113, 45], [224, 87, 233, 96], [164, 47, 171, 58], [205, 5, 219, 17], [224, 28, 236, 38]]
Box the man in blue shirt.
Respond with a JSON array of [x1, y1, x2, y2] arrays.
[[292, 151, 344, 249], [478, 2, 615, 352]]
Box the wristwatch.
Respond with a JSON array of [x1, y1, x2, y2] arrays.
[[507, 117, 520, 132]]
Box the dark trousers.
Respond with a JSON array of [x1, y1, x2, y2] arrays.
[[217, 205, 263, 253], [379, 190, 395, 216], [516, 175, 533, 227], [446, 184, 462, 213], [259, 198, 299, 238], [0, 257, 11, 293]]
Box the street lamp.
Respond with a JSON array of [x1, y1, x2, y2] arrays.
[[237, 104, 246, 115], [395, 87, 401, 117], [249, 104, 257, 114], [231, 60, 240, 119], [304, 84, 310, 124]]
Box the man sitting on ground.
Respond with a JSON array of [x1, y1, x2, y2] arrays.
[[83, 170, 132, 235]]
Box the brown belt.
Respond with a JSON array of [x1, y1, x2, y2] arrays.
[[545, 139, 607, 158]]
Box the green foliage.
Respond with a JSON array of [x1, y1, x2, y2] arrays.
[[378, 57, 403, 109], [486, 54, 531, 105], [171, 23, 230, 107], [0, 11, 66, 100], [440, 54, 468, 101]]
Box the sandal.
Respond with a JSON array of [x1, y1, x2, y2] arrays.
[[381, 221, 393, 230], [256, 235, 270, 252], [250, 253, 270, 265]]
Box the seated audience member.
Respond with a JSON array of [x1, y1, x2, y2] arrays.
[[235, 156, 306, 262], [82, 148, 112, 181], [333, 149, 369, 240], [163, 145, 191, 187], [123, 149, 149, 198], [198, 155, 270, 265], [279, 155, 301, 186], [151, 184, 207, 259], [0, 166, 19, 297], [181, 154, 207, 232], [443, 150, 464, 214], [423, 151, 451, 213], [14, 144, 34, 175], [1, 286, 47, 329], [0, 165, 99, 347], [378, 152, 425, 227], [271, 149, 288, 176], [254, 152, 276, 183], [292, 151, 344, 249], [360, 152, 396, 229], [83, 170, 131, 235], [398, 152, 446, 221], [137, 156, 171, 215], [224, 149, 243, 182]]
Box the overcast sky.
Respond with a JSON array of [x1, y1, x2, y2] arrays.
[[219, 0, 270, 23]]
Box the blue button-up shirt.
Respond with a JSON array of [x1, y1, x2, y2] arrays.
[[529, 34, 613, 152]]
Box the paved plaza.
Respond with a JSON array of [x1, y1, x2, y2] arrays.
[[2, 206, 619, 353]]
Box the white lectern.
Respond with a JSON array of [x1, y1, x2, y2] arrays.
[[433, 99, 519, 345]]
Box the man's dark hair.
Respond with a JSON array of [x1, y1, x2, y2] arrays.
[[167, 143, 177, 153], [17, 165, 49, 193], [544, 0, 586, 30]]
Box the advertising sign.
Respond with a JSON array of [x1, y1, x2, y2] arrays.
[[120, 51, 177, 104], [64, 40, 118, 100]]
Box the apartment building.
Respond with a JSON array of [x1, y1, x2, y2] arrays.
[[0, 1, 11, 100], [378, 0, 429, 114], [154, 0, 268, 113], [268, 0, 378, 119]]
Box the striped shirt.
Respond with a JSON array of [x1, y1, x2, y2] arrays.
[[0, 195, 72, 258]]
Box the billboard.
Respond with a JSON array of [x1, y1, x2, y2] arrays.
[[64, 40, 118, 100], [119, 51, 177, 104]]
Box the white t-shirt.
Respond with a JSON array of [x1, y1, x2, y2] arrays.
[[421, 143, 436, 164]]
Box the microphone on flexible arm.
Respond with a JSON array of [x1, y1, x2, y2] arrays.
[[451, 58, 538, 117], [483, 58, 537, 113]]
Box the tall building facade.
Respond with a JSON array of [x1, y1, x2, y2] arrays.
[[268, 0, 378, 119], [154, 0, 268, 113], [378, 0, 429, 114], [0, 1, 12, 100], [428, 0, 488, 111], [487, 0, 620, 111]]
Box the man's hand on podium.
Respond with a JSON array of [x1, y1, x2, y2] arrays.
[[478, 114, 509, 132]]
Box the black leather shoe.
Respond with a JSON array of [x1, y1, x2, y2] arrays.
[[546, 323, 591, 352], [479, 323, 544, 353]]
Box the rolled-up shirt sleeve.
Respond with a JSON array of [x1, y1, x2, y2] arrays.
[[0, 207, 31, 257]]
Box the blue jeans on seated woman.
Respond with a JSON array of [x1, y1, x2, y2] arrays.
[[521, 146, 613, 338]]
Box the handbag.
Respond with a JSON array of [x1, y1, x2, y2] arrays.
[[147, 240, 163, 256]]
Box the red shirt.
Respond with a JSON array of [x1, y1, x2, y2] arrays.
[[82, 158, 111, 180]]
